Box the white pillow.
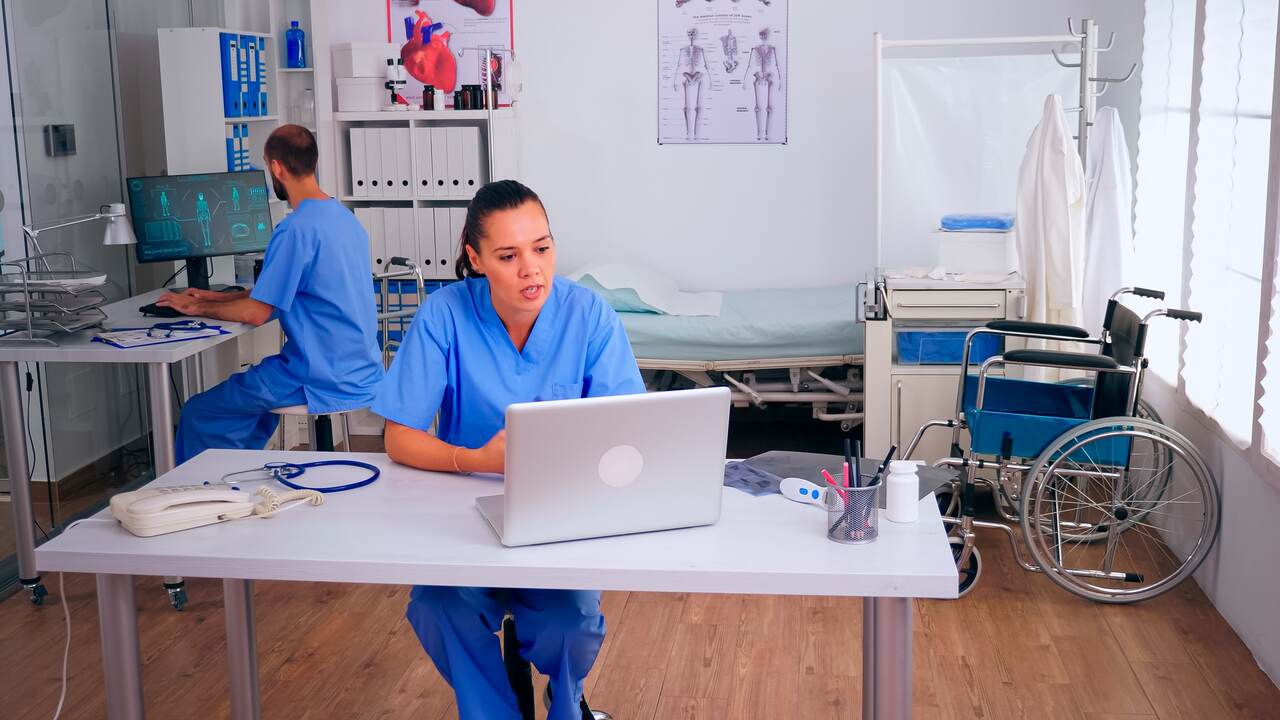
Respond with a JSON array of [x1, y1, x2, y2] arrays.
[[570, 263, 723, 317]]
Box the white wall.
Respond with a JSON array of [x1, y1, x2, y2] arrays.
[[330, 0, 1143, 291], [1144, 379, 1280, 685]]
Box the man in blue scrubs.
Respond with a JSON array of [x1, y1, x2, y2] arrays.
[[157, 125, 383, 463], [373, 180, 642, 720]]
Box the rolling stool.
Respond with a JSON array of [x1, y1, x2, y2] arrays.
[[502, 616, 611, 720], [271, 405, 359, 451]]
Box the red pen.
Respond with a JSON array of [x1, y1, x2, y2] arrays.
[[842, 461, 850, 488], [821, 469, 848, 501]]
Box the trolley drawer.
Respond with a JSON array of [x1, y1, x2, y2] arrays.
[[890, 290, 1007, 320]]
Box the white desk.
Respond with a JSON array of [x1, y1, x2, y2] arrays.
[[1, 288, 264, 604], [36, 449, 958, 720]]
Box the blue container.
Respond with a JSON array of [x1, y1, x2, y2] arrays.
[[896, 329, 1001, 365], [286, 21, 306, 69]]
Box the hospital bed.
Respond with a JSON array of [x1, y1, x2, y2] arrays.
[[618, 284, 865, 430]]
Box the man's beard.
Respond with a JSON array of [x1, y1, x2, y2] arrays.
[[272, 174, 288, 202]]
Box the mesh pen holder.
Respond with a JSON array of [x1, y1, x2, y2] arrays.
[[825, 481, 881, 545]]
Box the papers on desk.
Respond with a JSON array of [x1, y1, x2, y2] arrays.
[[93, 325, 229, 349]]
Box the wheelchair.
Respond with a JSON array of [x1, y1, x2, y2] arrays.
[[905, 287, 1220, 603]]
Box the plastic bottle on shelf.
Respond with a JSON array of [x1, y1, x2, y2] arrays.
[[286, 21, 307, 68]]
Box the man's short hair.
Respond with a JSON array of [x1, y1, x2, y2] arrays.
[[263, 124, 318, 177]]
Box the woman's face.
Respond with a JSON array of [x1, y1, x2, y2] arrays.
[[467, 201, 556, 318]]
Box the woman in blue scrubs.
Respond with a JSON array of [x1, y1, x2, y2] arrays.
[[371, 180, 643, 720]]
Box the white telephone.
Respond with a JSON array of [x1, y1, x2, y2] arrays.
[[110, 485, 322, 537]]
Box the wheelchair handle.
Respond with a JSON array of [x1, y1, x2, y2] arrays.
[[1131, 287, 1166, 300], [1166, 309, 1203, 323]]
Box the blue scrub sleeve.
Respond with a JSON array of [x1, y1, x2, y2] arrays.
[[371, 304, 450, 432], [250, 226, 315, 312], [583, 300, 645, 398]]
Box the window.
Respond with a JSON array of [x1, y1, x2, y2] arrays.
[[1135, 0, 1278, 449]]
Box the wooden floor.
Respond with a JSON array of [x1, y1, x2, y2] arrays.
[[2, 522, 1277, 719]]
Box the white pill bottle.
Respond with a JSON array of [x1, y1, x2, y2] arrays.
[[885, 460, 924, 523]]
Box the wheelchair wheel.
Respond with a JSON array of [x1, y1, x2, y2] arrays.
[[950, 537, 982, 597], [1053, 399, 1173, 543], [1019, 417, 1220, 603]]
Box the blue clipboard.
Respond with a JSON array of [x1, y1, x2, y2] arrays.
[[92, 325, 229, 349]]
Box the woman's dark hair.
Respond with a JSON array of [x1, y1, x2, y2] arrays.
[[455, 180, 548, 279]]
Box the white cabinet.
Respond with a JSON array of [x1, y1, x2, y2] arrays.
[[888, 373, 968, 465], [864, 275, 1025, 463]]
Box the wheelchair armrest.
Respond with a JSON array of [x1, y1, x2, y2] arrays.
[[1002, 349, 1120, 372], [984, 319, 1091, 340]]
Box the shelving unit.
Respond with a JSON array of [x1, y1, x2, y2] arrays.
[[334, 110, 519, 281]]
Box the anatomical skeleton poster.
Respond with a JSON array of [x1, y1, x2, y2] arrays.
[[385, 0, 515, 106], [659, 0, 788, 144]]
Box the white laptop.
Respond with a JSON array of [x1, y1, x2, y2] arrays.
[[476, 387, 731, 546]]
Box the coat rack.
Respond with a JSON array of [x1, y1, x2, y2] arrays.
[[872, 17, 1136, 264]]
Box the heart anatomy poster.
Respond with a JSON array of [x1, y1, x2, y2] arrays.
[[385, 0, 515, 106], [659, 0, 788, 144]]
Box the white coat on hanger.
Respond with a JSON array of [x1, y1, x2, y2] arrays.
[[1013, 94, 1086, 381], [1082, 106, 1134, 333]]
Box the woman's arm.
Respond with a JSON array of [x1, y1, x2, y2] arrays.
[[385, 420, 505, 474]]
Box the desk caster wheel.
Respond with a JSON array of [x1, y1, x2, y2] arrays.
[[29, 583, 48, 606], [165, 582, 188, 612]]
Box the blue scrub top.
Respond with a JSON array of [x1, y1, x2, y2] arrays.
[[372, 276, 645, 448], [250, 198, 384, 413]]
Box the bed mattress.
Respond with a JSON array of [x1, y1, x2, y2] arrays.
[[619, 284, 864, 362]]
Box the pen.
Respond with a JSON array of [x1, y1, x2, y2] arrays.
[[854, 440, 863, 488], [872, 445, 898, 485], [842, 461, 850, 489], [820, 468, 848, 501], [844, 438, 853, 486]]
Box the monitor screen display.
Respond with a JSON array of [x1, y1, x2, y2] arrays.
[[127, 171, 273, 263]]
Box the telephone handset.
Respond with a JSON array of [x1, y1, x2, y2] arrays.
[[111, 486, 256, 537], [110, 485, 323, 537]]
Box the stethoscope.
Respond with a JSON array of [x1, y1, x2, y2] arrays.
[[212, 460, 381, 493]]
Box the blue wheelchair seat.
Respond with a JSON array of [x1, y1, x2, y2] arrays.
[[962, 375, 1130, 465]]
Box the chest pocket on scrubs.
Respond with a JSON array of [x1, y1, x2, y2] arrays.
[[549, 382, 583, 400]]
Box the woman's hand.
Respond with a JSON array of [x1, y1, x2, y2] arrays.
[[462, 430, 506, 474]]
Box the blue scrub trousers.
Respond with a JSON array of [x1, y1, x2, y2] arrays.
[[406, 585, 605, 720], [174, 364, 306, 465]]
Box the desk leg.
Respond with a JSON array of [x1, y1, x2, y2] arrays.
[[1, 361, 45, 604], [867, 596, 912, 720], [146, 363, 187, 608], [98, 573, 145, 719], [224, 579, 261, 720]]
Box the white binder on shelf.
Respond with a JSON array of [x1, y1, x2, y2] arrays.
[[416, 207, 437, 278], [382, 205, 402, 264], [349, 128, 368, 197], [449, 207, 467, 269], [395, 127, 413, 198], [413, 127, 433, 197], [430, 127, 449, 197], [363, 128, 383, 196], [398, 208, 416, 268], [355, 207, 384, 272], [379, 128, 398, 199], [461, 126, 482, 196], [445, 127, 465, 196], [434, 208, 453, 279]]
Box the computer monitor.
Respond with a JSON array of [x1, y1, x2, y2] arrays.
[[126, 171, 273, 289]]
